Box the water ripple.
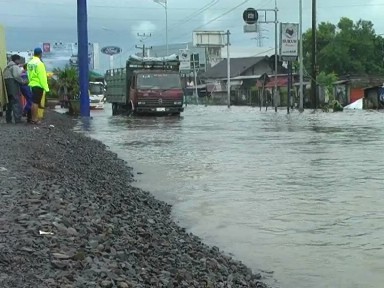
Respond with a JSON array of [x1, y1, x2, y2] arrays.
[[77, 105, 384, 288]]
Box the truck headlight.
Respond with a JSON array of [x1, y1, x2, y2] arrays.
[[174, 101, 182, 105], [138, 102, 145, 105]]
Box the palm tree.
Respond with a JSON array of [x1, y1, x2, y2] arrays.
[[53, 66, 80, 114]]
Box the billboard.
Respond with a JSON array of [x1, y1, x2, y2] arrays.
[[193, 31, 225, 47], [179, 49, 191, 71], [101, 46, 122, 56], [38, 42, 99, 71], [280, 23, 299, 61]]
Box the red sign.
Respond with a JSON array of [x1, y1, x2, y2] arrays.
[[43, 43, 51, 53]]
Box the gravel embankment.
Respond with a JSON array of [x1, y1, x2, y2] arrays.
[[0, 112, 268, 288]]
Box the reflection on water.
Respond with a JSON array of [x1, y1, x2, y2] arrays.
[[76, 105, 384, 288]]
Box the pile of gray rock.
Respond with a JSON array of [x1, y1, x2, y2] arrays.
[[0, 112, 268, 287]]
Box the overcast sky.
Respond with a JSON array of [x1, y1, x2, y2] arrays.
[[1, 0, 383, 70]]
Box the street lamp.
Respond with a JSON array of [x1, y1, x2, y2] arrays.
[[153, 0, 168, 55]]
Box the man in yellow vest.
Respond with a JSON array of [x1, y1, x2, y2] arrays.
[[27, 48, 49, 124]]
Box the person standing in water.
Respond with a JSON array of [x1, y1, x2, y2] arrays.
[[3, 54, 25, 123]]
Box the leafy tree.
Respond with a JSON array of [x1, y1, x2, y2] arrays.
[[53, 66, 80, 115], [302, 17, 384, 76], [53, 66, 80, 100]]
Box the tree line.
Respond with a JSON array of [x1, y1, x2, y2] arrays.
[[302, 17, 384, 77]]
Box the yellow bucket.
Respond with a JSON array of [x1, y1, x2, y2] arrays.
[[37, 91, 46, 120]]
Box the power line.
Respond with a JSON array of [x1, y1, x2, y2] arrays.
[[2, 0, 382, 9], [141, 0, 221, 43], [194, 0, 252, 30], [0, 12, 231, 23], [167, 0, 254, 43], [167, 0, 271, 44], [0, 0, 229, 10]]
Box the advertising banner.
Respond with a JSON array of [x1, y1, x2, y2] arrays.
[[101, 46, 122, 56], [280, 23, 299, 61], [38, 42, 98, 71], [179, 49, 191, 71]]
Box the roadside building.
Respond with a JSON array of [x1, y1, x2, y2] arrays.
[[150, 42, 208, 72], [363, 85, 384, 109], [201, 55, 288, 106], [332, 75, 383, 105]]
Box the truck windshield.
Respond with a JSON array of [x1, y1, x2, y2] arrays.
[[89, 83, 104, 95], [137, 73, 181, 90]]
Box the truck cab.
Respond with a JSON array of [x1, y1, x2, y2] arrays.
[[89, 81, 105, 110], [105, 55, 184, 116]]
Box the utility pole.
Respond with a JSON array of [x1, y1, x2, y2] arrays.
[[258, 25, 263, 47], [251, 25, 269, 47], [287, 61, 292, 114], [135, 44, 152, 57], [135, 44, 145, 57], [192, 53, 199, 105], [226, 30, 231, 108], [153, 0, 168, 55], [311, 0, 317, 109], [299, 0, 304, 112], [136, 33, 152, 57], [274, 0, 278, 112]]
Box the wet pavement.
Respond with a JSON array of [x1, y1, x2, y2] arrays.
[[75, 105, 384, 288]]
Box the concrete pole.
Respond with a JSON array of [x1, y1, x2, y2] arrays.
[[287, 61, 291, 114], [153, 0, 168, 55], [193, 53, 199, 105], [311, 0, 317, 109], [299, 0, 304, 111], [77, 0, 90, 117], [109, 55, 114, 70], [227, 30, 231, 108], [274, 0, 278, 112]]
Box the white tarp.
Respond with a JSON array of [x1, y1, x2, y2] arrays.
[[344, 98, 363, 110], [129, 54, 178, 63]]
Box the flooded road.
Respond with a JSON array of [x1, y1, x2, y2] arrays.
[[76, 105, 384, 288]]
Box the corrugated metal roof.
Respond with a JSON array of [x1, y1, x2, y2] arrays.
[[202, 56, 268, 79]]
